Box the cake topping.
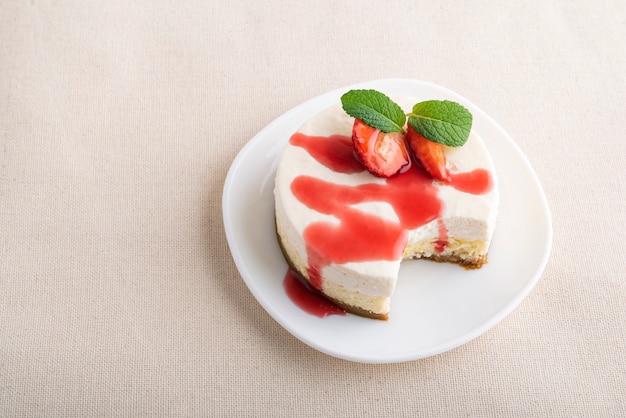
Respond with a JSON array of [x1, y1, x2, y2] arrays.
[[406, 100, 473, 147], [340, 89, 406, 134], [406, 125, 451, 181], [340, 89, 474, 180], [351, 119, 411, 178]]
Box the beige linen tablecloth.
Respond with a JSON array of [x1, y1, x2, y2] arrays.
[[1, 1, 625, 416]]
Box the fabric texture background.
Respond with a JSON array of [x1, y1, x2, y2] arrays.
[[1, 0, 625, 416]]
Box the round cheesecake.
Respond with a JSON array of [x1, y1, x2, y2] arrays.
[[274, 97, 499, 320]]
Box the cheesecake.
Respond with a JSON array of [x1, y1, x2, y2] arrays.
[[274, 96, 499, 320]]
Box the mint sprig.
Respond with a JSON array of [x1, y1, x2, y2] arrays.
[[340, 89, 406, 133], [407, 100, 473, 147], [340, 89, 473, 147]]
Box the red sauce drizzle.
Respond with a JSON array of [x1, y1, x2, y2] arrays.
[[447, 169, 493, 194], [435, 218, 449, 253], [283, 132, 493, 312], [283, 269, 347, 317], [290, 132, 364, 174]]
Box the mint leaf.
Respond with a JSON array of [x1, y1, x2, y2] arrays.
[[340, 89, 406, 133], [407, 100, 473, 147]]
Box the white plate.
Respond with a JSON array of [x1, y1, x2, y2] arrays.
[[222, 79, 552, 363]]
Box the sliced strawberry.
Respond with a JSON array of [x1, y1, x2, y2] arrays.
[[406, 125, 451, 181], [351, 119, 410, 178]]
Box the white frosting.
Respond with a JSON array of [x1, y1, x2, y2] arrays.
[[274, 98, 499, 300]]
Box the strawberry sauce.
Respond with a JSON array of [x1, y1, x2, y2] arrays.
[[290, 133, 443, 290], [290, 133, 363, 174], [447, 169, 493, 194], [435, 218, 449, 253], [283, 269, 347, 318], [282, 132, 493, 312]]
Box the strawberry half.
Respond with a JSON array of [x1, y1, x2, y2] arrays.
[[406, 125, 451, 181], [351, 119, 410, 178]]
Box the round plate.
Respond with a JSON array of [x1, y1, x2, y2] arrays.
[[222, 79, 552, 363]]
